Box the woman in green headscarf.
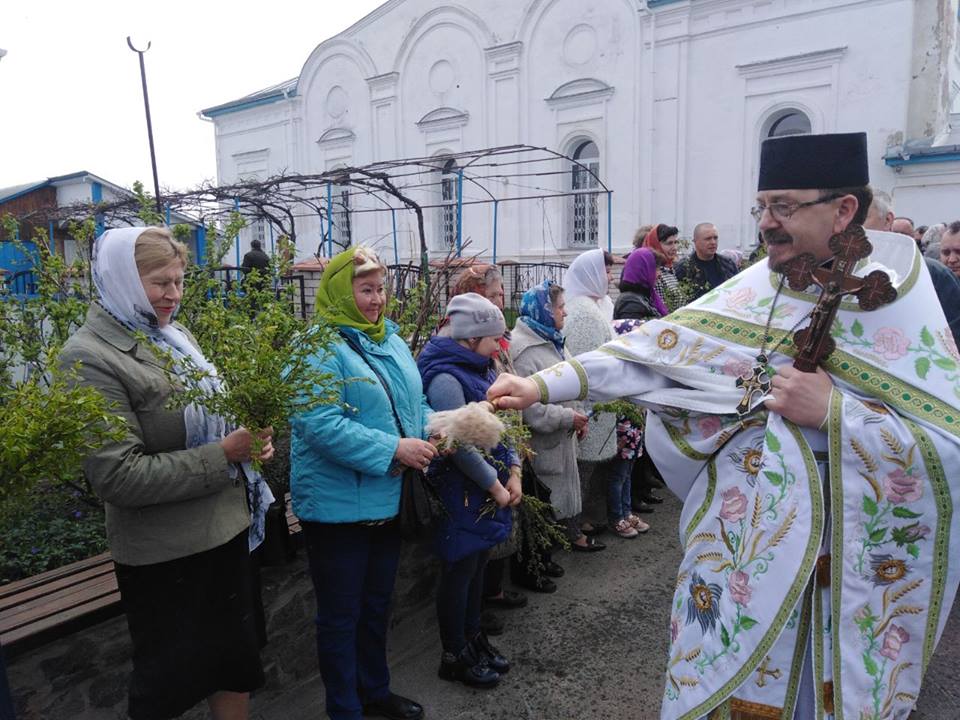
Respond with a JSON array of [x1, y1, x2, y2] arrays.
[[290, 246, 436, 720]]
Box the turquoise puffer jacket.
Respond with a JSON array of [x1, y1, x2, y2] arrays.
[[290, 321, 433, 523]]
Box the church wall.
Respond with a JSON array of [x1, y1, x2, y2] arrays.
[[674, 0, 915, 249], [207, 0, 957, 262], [520, 0, 640, 260], [889, 161, 960, 226], [209, 102, 299, 260]]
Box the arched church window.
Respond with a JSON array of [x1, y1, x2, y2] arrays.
[[569, 140, 600, 248], [438, 159, 459, 250], [764, 109, 811, 139]]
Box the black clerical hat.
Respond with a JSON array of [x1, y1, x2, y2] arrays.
[[758, 132, 869, 190]]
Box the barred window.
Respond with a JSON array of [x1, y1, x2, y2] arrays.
[[330, 183, 352, 248], [439, 158, 458, 250], [569, 140, 600, 248]]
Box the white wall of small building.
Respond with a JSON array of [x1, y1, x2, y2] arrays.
[[207, 0, 959, 264]]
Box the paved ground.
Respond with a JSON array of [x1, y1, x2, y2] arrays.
[[250, 494, 960, 720]]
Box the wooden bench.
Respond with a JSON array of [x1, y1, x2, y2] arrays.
[[0, 552, 120, 656], [0, 496, 301, 659]]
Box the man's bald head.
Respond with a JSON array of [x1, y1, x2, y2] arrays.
[[692, 223, 719, 261], [891, 217, 915, 238]]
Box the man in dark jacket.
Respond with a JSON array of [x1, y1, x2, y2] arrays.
[[241, 239, 271, 294], [241, 239, 270, 274], [674, 222, 738, 299]]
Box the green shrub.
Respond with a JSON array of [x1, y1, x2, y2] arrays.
[[0, 486, 107, 584]]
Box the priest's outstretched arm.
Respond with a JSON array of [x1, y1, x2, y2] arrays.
[[488, 348, 672, 410], [487, 346, 834, 430]]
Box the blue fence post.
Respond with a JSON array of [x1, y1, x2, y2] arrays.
[[326, 182, 333, 257], [492, 200, 499, 264], [606, 191, 613, 253], [233, 198, 241, 267], [91, 180, 104, 238], [269, 223, 275, 256], [391, 208, 399, 265], [48, 221, 55, 254], [196, 225, 207, 266], [456, 169, 464, 257]]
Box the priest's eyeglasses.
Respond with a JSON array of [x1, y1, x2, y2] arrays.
[[749, 193, 843, 223]]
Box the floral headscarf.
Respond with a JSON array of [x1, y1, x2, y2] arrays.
[[315, 245, 386, 342], [622, 248, 669, 317], [519, 279, 565, 354]]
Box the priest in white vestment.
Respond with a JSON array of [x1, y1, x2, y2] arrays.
[[489, 133, 960, 720]]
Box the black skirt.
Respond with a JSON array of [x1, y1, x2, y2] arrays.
[[114, 531, 265, 720]]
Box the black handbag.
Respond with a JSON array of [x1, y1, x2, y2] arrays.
[[397, 467, 445, 541], [338, 331, 442, 540]]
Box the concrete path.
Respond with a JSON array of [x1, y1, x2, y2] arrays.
[[251, 494, 960, 720]]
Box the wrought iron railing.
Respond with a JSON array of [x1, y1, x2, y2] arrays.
[[499, 261, 568, 315]]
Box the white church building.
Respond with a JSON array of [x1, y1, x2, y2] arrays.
[[200, 0, 960, 264]]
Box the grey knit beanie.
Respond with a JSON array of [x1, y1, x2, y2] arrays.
[[444, 292, 506, 339]]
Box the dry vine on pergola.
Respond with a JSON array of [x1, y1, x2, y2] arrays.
[[16, 144, 612, 274]]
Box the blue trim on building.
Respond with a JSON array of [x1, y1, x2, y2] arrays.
[[885, 152, 960, 167], [647, 0, 685, 6], [202, 92, 295, 118], [0, 182, 46, 204]]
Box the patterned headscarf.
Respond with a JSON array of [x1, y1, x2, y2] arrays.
[[92, 227, 273, 551], [315, 245, 387, 342], [519, 279, 565, 354], [622, 248, 669, 317]]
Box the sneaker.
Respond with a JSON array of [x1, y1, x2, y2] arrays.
[[613, 519, 639, 539], [627, 514, 650, 533]]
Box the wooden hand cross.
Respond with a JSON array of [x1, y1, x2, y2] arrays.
[[780, 224, 897, 372]]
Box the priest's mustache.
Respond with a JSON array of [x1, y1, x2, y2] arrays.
[[762, 229, 792, 246]]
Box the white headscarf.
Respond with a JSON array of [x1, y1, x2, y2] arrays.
[[563, 248, 614, 321], [92, 227, 273, 551]]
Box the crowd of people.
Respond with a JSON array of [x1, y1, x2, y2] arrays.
[[48, 132, 960, 720]]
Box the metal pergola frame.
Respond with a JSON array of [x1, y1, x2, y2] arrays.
[[7, 144, 614, 269]]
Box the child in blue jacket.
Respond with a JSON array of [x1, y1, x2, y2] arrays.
[[417, 293, 522, 689]]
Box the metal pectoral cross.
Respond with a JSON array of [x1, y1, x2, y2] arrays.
[[780, 225, 897, 372], [736, 353, 771, 418], [755, 656, 782, 688]]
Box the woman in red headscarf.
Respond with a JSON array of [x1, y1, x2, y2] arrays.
[[639, 224, 686, 312]]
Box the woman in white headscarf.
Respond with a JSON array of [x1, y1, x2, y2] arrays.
[[60, 226, 274, 720], [560, 248, 618, 535]]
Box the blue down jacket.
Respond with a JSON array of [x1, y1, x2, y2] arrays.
[[290, 321, 433, 523]]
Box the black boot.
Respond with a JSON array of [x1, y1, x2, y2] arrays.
[[361, 693, 424, 720], [471, 631, 510, 674], [437, 643, 500, 688]]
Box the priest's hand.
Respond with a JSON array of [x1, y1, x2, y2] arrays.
[[488, 373, 540, 410], [763, 365, 833, 429]]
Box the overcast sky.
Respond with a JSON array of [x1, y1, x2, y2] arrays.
[[0, 0, 384, 192]]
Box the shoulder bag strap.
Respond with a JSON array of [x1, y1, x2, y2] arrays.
[[338, 330, 407, 439]]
